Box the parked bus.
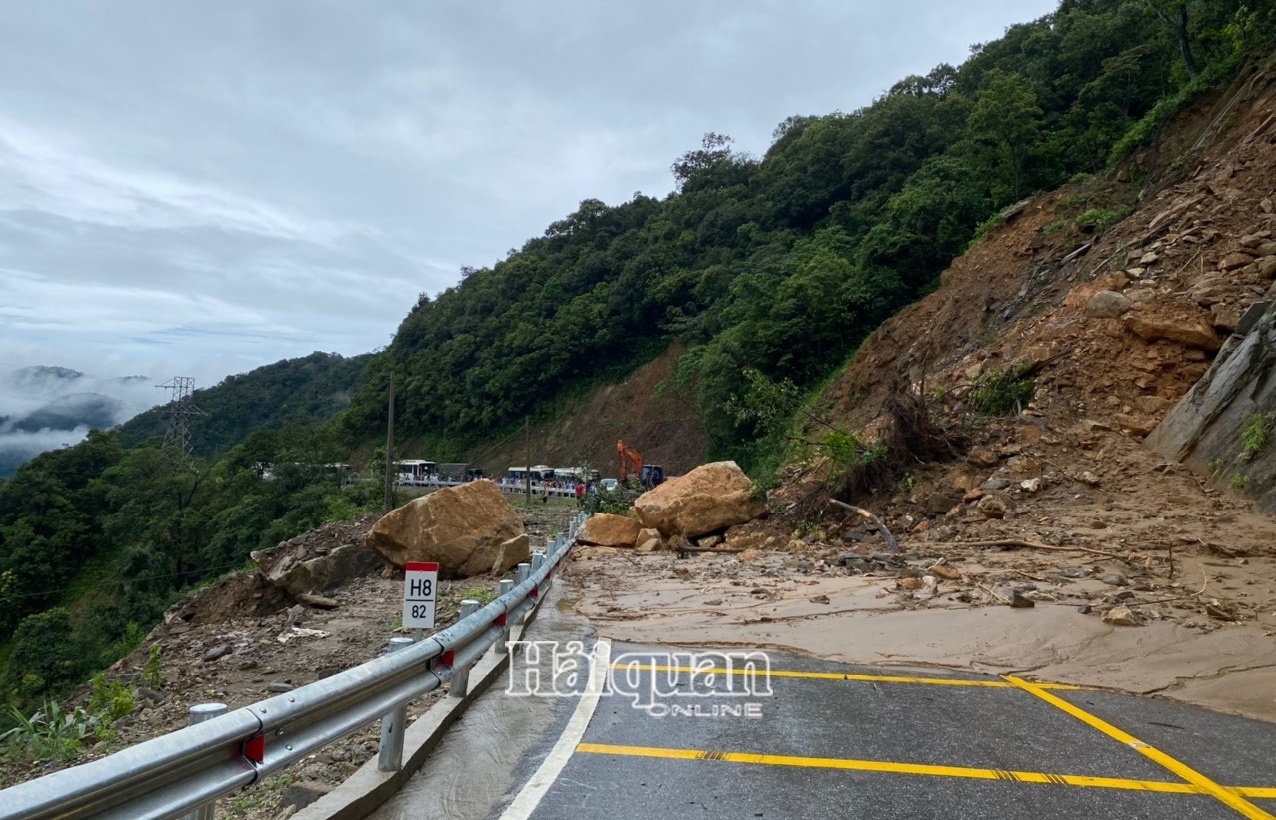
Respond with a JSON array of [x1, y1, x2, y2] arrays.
[[396, 459, 436, 485], [506, 465, 554, 484]]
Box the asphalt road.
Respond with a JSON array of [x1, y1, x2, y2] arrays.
[[490, 642, 1276, 820]]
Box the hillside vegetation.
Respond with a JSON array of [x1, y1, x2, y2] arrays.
[[117, 351, 371, 460], [0, 354, 377, 713], [343, 0, 1274, 475], [1, 0, 1274, 735]]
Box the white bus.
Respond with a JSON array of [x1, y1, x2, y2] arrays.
[[397, 460, 436, 485], [506, 465, 554, 483]]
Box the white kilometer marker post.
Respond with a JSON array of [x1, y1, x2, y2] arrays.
[[403, 561, 439, 640]]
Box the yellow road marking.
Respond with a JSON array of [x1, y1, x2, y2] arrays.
[[616, 663, 1084, 690], [1238, 787, 1276, 799], [577, 743, 1276, 800], [576, 742, 1199, 793], [1004, 676, 1274, 819]]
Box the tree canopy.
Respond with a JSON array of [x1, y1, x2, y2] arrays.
[[343, 0, 1273, 458]]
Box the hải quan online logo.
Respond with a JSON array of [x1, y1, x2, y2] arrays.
[[505, 640, 772, 717]]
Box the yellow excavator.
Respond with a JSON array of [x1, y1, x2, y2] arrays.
[[617, 440, 665, 488]]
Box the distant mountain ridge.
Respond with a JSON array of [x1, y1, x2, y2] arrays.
[[0, 365, 160, 477], [1, 353, 371, 476], [13, 365, 85, 386], [115, 351, 372, 459]]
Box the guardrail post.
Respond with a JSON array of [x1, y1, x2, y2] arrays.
[[516, 562, 530, 585], [178, 704, 228, 820], [449, 600, 481, 697], [531, 552, 545, 571], [496, 580, 514, 654], [377, 637, 415, 772]]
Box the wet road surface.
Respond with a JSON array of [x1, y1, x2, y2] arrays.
[[372, 588, 1276, 820]]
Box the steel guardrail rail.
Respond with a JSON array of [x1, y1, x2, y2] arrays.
[[0, 513, 587, 820]]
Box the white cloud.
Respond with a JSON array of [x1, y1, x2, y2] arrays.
[[0, 0, 1060, 471], [0, 119, 361, 244]]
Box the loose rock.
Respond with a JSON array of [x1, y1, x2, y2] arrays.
[[1103, 605, 1141, 626]]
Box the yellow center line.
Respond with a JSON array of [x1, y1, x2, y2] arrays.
[[575, 742, 1203, 794], [1238, 787, 1276, 799], [1004, 675, 1275, 819], [614, 663, 1085, 689]]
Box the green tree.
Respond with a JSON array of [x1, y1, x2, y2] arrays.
[[6, 608, 86, 702], [968, 71, 1045, 202]]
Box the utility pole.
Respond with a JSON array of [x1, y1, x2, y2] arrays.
[[524, 417, 532, 505], [383, 372, 395, 512]]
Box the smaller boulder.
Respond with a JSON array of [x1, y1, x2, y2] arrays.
[[252, 518, 383, 597], [1085, 291, 1132, 319], [1125, 313, 1221, 351], [1103, 605, 1141, 626], [634, 536, 662, 554], [577, 514, 642, 548]]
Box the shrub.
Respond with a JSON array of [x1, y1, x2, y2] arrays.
[[1109, 68, 1221, 165], [968, 366, 1035, 416], [965, 212, 1005, 251], [1241, 413, 1270, 461], [457, 585, 497, 607], [1075, 206, 1131, 232], [143, 644, 164, 691], [582, 486, 640, 516], [1, 700, 98, 763], [88, 673, 136, 722], [108, 622, 147, 661]]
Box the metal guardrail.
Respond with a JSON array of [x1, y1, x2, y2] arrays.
[[0, 513, 587, 820]]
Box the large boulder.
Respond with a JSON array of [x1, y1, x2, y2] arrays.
[[365, 481, 529, 578], [251, 514, 383, 597], [577, 513, 642, 547], [633, 461, 765, 538]]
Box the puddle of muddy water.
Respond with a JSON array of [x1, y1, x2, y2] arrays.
[[588, 578, 1276, 722]]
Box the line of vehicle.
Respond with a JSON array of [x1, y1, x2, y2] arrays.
[[574, 742, 1276, 800]]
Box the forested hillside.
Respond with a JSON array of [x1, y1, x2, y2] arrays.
[[0, 353, 375, 711], [118, 352, 371, 459], [343, 0, 1274, 472], [1, 0, 1273, 723]]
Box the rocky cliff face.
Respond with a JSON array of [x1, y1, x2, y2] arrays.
[[1148, 299, 1276, 510]]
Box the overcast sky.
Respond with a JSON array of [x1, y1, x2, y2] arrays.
[[0, 0, 1058, 396]]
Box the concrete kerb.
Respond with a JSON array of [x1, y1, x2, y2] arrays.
[[292, 596, 548, 820]]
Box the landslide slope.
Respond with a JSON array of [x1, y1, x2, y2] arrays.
[[788, 58, 1276, 622]]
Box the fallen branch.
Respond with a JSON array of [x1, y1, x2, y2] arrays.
[[977, 583, 1011, 605], [1064, 241, 1093, 267], [921, 539, 1121, 559], [829, 500, 900, 553], [1017, 347, 1072, 380]]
